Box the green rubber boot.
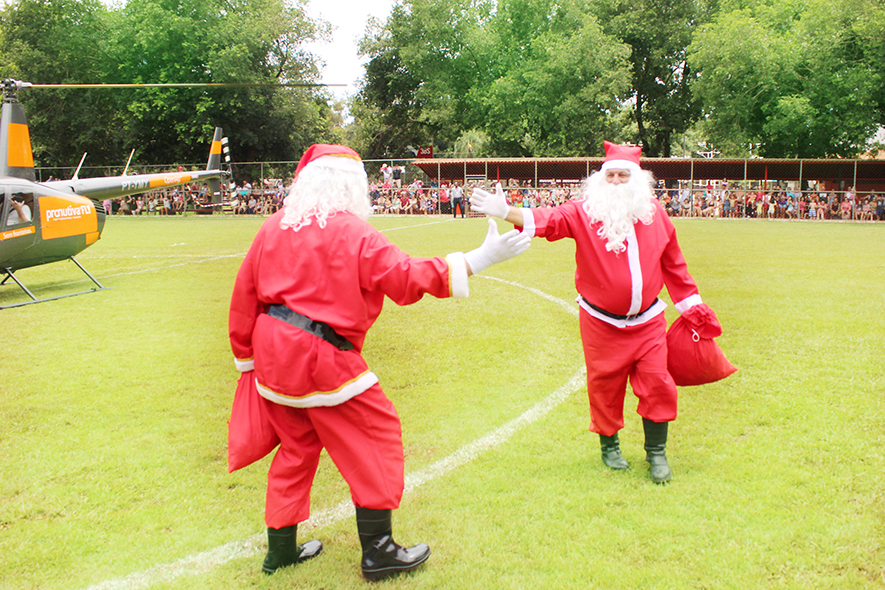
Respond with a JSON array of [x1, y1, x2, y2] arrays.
[[600, 433, 630, 470], [643, 418, 672, 484], [262, 525, 323, 574]]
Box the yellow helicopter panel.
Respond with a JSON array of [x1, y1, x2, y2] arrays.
[[7, 122, 33, 168], [39, 194, 98, 240]]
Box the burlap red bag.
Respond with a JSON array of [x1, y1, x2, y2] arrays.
[[227, 371, 280, 472], [667, 303, 737, 386]]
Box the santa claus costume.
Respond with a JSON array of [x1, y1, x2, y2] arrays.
[[228, 144, 530, 579], [472, 141, 718, 484]]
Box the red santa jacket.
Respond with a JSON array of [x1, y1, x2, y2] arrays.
[[519, 198, 701, 328], [229, 210, 468, 407]]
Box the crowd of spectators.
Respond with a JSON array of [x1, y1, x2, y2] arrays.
[[102, 180, 287, 217], [368, 178, 578, 215], [368, 176, 885, 222], [100, 175, 885, 223], [658, 185, 885, 221], [102, 188, 196, 216], [227, 180, 286, 215]]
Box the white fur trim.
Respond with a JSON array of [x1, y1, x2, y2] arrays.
[[234, 358, 254, 372], [520, 208, 536, 236], [304, 155, 367, 177], [675, 294, 703, 314], [256, 372, 379, 408], [446, 251, 470, 298], [601, 159, 641, 174], [625, 232, 643, 316]]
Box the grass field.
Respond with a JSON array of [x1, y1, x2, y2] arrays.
[[1, 214, 883, 590]]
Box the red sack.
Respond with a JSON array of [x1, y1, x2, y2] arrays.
[[227, 371, 280, 473], [667, 304, 737, 386]]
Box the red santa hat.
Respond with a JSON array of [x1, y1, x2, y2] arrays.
[[600, 141, 642, 174], [294, 144, 366, 178]]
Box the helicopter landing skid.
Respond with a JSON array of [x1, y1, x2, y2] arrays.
[[0, 256, 112, 309]]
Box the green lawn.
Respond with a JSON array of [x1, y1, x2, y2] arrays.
[[1, 214, 883, 590]]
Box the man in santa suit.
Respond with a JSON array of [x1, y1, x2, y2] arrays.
[[229, 144, 530, 580], [471, 141, 714, 484]]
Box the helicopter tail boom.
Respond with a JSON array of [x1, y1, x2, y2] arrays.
[[41, 128, 228, 201]]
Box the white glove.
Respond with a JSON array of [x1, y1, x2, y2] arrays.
[[464, 218, 531, 274], [470, 183, 510, 219]]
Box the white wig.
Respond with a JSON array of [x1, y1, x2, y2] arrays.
[[279, 165, 371, 232]]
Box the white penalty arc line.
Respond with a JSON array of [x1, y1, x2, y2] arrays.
[[82, 368, 586, 590], [46, 255, 244, 290], [80, 258, 586, 590], [85, 361, 587, 590], [374, 217, 457, 232], [57, 218, 455, 289]]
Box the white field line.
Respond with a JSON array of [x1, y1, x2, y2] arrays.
[[374, 217, 457, 232], [81, 368, 586, 590], [47, 218, 456, 292], [80, 275, 584, 590]]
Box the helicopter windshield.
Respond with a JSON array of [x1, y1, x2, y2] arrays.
[[4, 189, 34, 226]]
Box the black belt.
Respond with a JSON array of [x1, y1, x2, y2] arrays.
[[581, 296, 659, 321], [266, 304, 354, 351]]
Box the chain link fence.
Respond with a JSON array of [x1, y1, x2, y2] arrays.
[[37, 159, 885, 221]]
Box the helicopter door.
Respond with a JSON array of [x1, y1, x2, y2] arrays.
[[0, 187, 38, 261]]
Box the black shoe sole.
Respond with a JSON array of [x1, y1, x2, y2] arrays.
[[262, 541, 324, 574], [362, 550, 430, 581]]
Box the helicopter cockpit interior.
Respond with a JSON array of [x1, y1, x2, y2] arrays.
[[2, 188, 35, 226]]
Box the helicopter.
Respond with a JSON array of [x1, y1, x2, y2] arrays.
[[0, 79, 231, 309]]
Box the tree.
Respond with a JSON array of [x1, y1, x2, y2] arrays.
[[103, 0, 335, 164], [355, 0, 631, 158], [689, 0, 885, 158], [0, 0, 125, 167], [591, 0, 712, 157], [0, 0, 338, 168], [354, 0, 492, 158], [478, 0, 631, 156]]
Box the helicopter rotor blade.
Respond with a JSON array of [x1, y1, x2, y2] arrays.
[[26, 82, 347, 89]]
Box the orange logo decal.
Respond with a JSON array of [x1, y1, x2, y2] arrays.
[[148, 173, 194, 189], [40, 196, 98, 240]]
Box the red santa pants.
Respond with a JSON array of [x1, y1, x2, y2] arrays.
[[579, 311, 678, 436], [261, 383, 405, 529]]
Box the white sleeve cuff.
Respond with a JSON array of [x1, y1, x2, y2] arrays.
[[445, 252, 469, 298], [234, 357, 255, 372], [674, 294, 703, 314], [520, 209, 536, 236]]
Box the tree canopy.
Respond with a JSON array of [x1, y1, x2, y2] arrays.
[[0, 0, 882, 164], [352, 0, 885, 159], [0, 0, 339, 168]]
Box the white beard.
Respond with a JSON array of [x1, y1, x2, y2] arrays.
[[581, 170, 656, 253]]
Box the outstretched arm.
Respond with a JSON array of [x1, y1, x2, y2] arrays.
[[471, 183, 524, 225]]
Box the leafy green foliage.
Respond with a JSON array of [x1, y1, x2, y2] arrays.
[[0, 0, 125, 165], [0, 0, 338, 168], [354, 0, 884, 159], [479, 0, 631, 156], [591, 0, 711, 156], [689, 0, 884, 157]]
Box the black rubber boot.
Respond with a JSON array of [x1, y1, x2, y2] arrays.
[[355, 507, 430, 581], [600, 433, 630, 470], [643, 418, 672, 484], [261, 525, 323, 575]]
